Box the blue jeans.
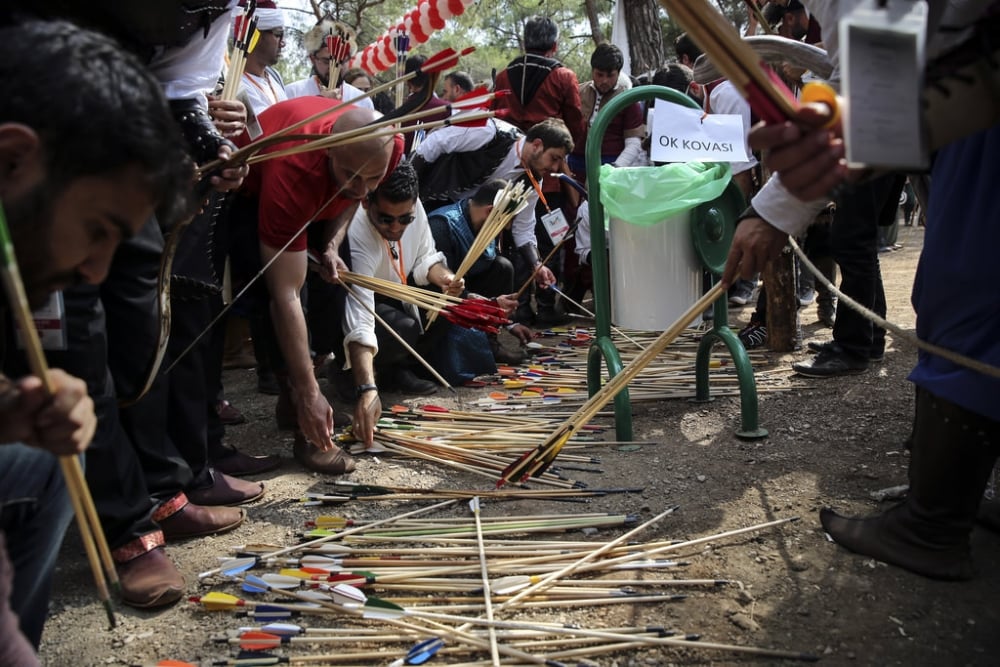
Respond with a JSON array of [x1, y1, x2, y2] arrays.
[[0, 444, 74, 648]]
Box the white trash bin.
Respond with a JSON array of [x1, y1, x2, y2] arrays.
[[608, 210, 702, 331]]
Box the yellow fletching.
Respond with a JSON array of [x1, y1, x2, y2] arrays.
[[201, 591, 240, 610]]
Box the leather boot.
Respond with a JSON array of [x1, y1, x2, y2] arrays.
[[274, 370, 296, 430], [154, 493, 245, 540], [113, 532, 185, 609], [293, 432, 356, 475], [821, 389, 1000, 580]]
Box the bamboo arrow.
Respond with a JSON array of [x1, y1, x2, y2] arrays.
[[498, 282, 726, 486], [200, 499, 457, 579], [469, 497, 500, 666], [354, 599, 819, 662]]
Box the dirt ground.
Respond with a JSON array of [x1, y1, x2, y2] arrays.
[[39, 224, 1000, 666]]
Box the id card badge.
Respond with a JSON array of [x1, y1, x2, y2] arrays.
[[840, 0, 928, 170], [16, 291, 68, 351], [540, 208, 570, 244]]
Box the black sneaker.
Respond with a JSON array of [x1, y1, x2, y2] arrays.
[[738, 322, 768, 350], [807, 340, 884, 361], [793, 344, 869, 377]]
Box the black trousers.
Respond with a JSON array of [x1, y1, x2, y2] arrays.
[[831, 174, 895, 359], [28, 219, 206, 548], [466, 255, 514, 299]]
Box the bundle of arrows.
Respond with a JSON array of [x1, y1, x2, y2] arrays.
[[175, 502, 815, 665], [338, 271, 510, 334]]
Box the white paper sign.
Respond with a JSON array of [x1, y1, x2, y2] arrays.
[[649, 105, 749, 164], [841, 0, 927, 169]]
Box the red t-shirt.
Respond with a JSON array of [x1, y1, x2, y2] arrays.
[[238, 96, 404, 251]]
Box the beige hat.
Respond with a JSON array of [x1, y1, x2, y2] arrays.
[[303, 18, 358, 58]]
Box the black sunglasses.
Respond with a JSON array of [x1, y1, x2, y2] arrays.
[[372, 211, 416, 226]]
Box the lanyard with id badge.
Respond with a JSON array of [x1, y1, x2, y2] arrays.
[[840, 0, 929, 170], [16, 291, 68, 351], [520, 144, 570, 245]]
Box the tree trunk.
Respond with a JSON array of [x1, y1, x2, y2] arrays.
[[623, 0, 664, 75], [762, 250, 799, 352], [583, 0, 604, 46]]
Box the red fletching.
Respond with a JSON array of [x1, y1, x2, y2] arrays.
[[239, 630, 283, 651], [454, 85, 490, 104], [746, 64, 799, 124], [420, 47, 457, 73], [497, 449, 534, 489]]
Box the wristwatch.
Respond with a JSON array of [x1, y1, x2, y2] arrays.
[[355, 383, 378, 398]]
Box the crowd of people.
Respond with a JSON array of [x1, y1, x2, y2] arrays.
[[0, 0, 997, 663]]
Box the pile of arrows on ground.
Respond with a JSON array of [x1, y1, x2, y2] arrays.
[[167, 498, 818, 666], [149, 326, 805, 665], [461, 325, 792, 412], [319, 325, 791, 489]]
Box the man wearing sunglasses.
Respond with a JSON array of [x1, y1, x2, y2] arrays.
[[340, 161, 464, 450], [238, 0, 287, 119]]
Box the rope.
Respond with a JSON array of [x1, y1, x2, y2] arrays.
[[789, 237, 1000, 380]]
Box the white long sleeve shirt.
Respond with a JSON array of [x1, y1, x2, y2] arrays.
[[342, 199, 445, 359], [414, 119, 541, 250]]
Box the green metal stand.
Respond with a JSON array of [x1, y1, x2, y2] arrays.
[[584, 85, 767, 441]]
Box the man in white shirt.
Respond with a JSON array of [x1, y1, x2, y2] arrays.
[[237, 0, 287, 120], [412, 118, 573, 321], [341, 161, 463, 447]]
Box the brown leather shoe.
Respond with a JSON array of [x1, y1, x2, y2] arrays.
[[186, 470, 265, 506], [293, 433, 356, 475], [215, 399, 247, 426], [158, 502, 245, 541], [213, 448, 282, 477], [116, 546, 185, 609]]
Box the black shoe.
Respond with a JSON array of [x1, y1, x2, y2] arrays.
[[257, 370, 280, 395], [737, 322, 768, 349], [392, 368, 438, 396], [793, 344, 869, 378], [807, 340, 883, 361]]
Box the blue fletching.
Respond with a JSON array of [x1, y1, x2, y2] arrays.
[[242, 574, 270, 594], [406, 637, 445, 664]]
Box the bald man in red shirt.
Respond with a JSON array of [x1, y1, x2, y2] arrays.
[[236, 98, 403, 473]]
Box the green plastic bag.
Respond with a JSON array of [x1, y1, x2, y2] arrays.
[[599, 161, 732, 226]]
